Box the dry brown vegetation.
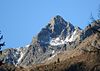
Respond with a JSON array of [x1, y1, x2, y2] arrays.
[[24, 33, 100, 71]]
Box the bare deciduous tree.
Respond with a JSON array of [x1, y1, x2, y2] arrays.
[[98, 5, 100, 19]]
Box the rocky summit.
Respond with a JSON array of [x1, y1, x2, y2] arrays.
[[1, 15, 82, 66], [0, 15, 100, 71]]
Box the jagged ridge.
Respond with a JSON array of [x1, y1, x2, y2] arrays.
[[2, 15, 99, 67]]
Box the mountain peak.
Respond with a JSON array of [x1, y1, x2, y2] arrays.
[[49, 15, 66, 26], [53, 15, 63, 19]]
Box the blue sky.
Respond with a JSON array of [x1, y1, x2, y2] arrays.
[[0, 0, 100, 48]]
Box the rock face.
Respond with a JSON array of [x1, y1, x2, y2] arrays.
[[2, 15, 99, 67], [80, 20, 100, 41], [1, 31, 100, 71], [0, 16, 100, 71], [36, 15, 75, 45]]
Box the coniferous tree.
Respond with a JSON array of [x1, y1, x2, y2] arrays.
[[57, 58, 60, 63], [0, 31, 5, 55], [0, 31, 5, 51], [0, 31, 5, 65]]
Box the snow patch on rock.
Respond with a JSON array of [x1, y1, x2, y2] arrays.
[[50, 30, 81, 46]]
